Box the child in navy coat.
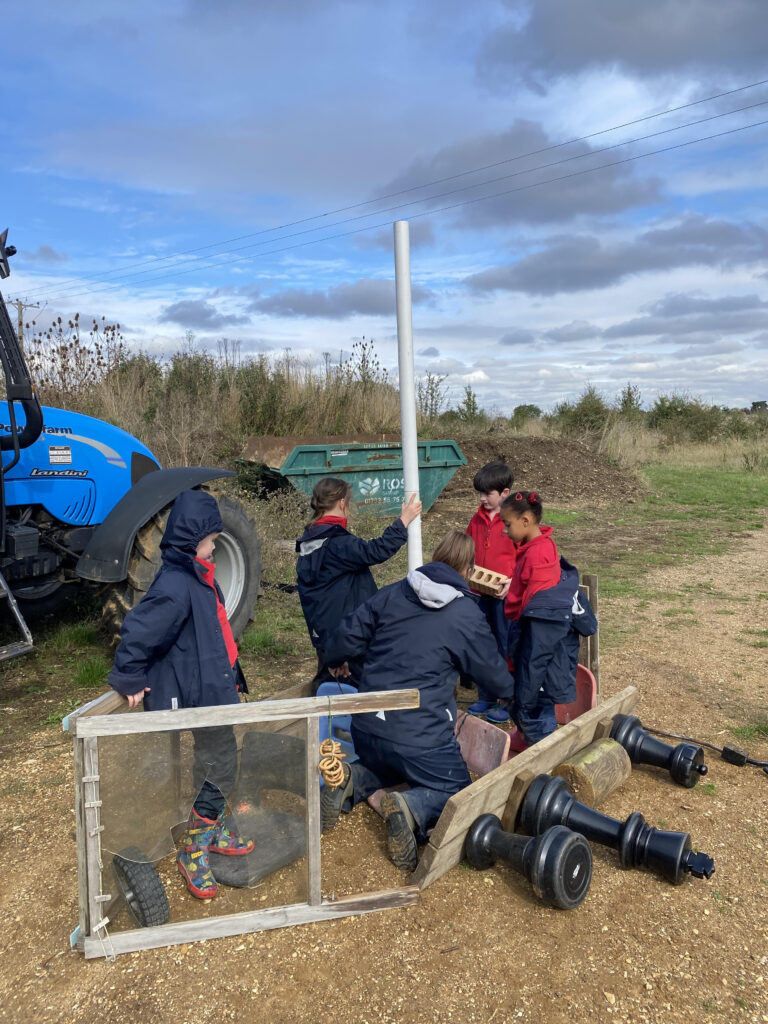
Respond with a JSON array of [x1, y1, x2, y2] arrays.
[[500, 491, 597, 749], [108, 489, 254, 900], [296, 476, 421, 692]]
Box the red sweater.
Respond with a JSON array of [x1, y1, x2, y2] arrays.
[[465, 506, 518, 578], [504, 526, 561, 621], [196, 557, 238, 668]]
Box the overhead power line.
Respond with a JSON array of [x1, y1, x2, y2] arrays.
[[19, 75, 768, 301], [37, 109, 768, 306]]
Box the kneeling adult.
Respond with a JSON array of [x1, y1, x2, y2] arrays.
[[321, 529, 515, 871]]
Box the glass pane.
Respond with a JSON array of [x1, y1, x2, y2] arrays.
[[97, 718, 308, 932]]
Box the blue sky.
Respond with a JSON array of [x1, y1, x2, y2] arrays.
[[4, 0, 768, 411]]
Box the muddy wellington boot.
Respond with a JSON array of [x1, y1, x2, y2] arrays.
[[210, 816, 255, 856], [177, 809, 219, 899]]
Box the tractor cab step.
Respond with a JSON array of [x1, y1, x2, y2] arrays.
[[0, 639, 34, 660], [0, 570, 34, 662]]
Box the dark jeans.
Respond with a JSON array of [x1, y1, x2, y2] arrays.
[[191, 725, 238, 821], [475, 595, 510, 703], [347, 727, 471, 841]]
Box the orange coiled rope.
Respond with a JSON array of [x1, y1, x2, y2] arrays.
[[318, 737, 346, 788], [318, 694, 347, 788]]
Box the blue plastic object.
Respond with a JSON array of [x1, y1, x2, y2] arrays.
[[278, 439, 466, 517]]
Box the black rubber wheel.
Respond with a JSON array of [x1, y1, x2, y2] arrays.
[[112, 846, 170, 928], [102, 491, 261, 644], [12, 578, 71, 618]]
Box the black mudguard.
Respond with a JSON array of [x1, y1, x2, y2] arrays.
[[76, 467, 234, 583]]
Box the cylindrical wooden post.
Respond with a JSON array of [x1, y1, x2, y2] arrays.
[[552, 738, 631, 807], [580, 573, 599, 697]]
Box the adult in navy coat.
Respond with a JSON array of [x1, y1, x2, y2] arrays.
[[321, 530, 515, 870], [295, 476, 421, 692]]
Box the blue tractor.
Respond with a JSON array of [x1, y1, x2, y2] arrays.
[[0, 229, 261, 661]]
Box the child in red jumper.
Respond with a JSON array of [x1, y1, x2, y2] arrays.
[[501, 491, 560, 620], [464, 461, 517, 723], [501, 490, 570, 751]]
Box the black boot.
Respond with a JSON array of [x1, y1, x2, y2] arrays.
[[320, 763, 353, 832], [380, 792, 418, 871]]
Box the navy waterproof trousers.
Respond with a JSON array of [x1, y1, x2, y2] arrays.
[[346, 726, 471, 840]]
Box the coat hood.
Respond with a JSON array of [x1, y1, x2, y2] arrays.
[[407, 561, 471, 609], [295, 521, 348, 557], [161, 489, 224, 556]]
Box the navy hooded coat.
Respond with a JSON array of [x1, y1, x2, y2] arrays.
[[295, 518, 408, 656], [325, 561, 515, 749], [108, 489, 245, 711], [508, 557, 597, 713]]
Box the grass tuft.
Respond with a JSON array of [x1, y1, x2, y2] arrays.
[[72, 656, 110, 690], [240, 630, 298, 658], [730, 720, 768, 743]]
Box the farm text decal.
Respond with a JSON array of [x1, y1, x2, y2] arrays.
[[30, 467, 88, 478], [0, 422, 74, 434]]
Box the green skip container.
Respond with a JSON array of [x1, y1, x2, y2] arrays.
[[245, 435, 466, 517]]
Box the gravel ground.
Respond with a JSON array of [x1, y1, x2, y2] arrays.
[[0, 468, 766, 1024]]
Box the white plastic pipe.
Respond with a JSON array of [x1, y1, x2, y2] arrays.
[[394, 220, 423, 570]]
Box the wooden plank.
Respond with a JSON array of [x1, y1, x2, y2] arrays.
[[410, 686, 639, 890], [501, 769, 537, 834], [305, 717, 322, 906], [593, 716, 617, 741], [72, 736, 89, 947], [76, 689, 421, 738], [64, 689, 124, 729], [82, 737, 105, 941], [83, 887, 419, 958], [66, 681, 315, 733], [455, 712, 510, 777], [577, 577, 592, 676]]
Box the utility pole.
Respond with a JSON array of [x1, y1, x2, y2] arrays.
[[8, 298, 41, 351]]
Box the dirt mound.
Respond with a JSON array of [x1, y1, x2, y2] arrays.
[[433, 435, 642, 518]]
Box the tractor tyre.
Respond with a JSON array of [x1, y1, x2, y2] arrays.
[[102, 492, 261, 645]]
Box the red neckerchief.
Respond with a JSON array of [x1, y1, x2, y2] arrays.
[[195, 557, 238, 667], [313, 515, 348, 528]]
